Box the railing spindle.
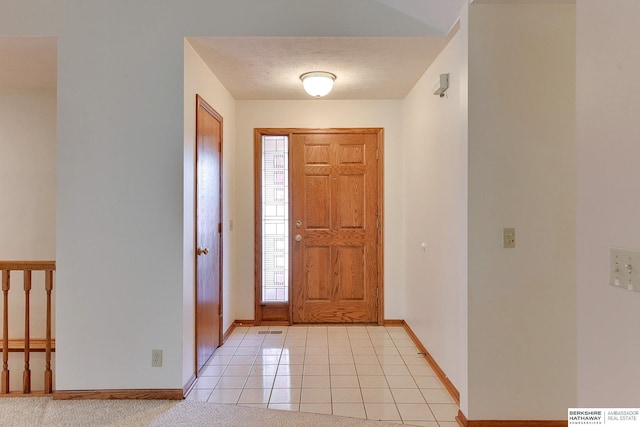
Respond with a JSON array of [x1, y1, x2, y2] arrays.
[[23, 270, 32, 394], [0, 262, 55, 394], [2, 270, 10, 394], [44, 270, 53, 394]]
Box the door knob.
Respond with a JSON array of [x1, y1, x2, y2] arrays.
[[295, 235, 302, 242], [197, 247, 209, 255]]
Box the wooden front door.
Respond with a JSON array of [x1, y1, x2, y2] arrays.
[[291, 129, 382, 323], [195, 95, 223, 373]]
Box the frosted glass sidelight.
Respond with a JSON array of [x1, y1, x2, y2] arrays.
[[262, 136, 289, 302]]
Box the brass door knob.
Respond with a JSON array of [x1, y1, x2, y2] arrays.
[[197, 247, 209, 255]]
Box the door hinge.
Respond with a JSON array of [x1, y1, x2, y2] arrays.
[[218, 223, 222, 233], [376, 149, 379, 160], [376, 288, 379, 298], [376, 217, 379, 229]]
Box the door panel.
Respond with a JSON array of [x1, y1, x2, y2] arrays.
[[195, 95, 222, 373], [338, 246, 365, 300], [338, 175, 365, 228], [292, 131, 380, 323], [304, 176, 330, 228], [305, 144, 330, 164], [305, 246, 331, 300]]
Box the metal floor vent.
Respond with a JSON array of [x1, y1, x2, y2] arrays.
[[257, 331, 283, 335]]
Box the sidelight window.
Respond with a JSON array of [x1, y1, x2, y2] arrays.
[[261, 135, 289, 303]]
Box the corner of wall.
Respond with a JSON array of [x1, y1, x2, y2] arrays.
[[183, 38, 237, 385]]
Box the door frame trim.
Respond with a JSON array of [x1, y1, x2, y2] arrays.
[[194, 94, 223, 375], [253, 128, 384, 325]]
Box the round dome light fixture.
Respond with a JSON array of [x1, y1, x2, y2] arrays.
[[300, 71, 336, 98]]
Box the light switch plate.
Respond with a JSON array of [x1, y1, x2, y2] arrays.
[[503, 227, 516, 249], [610, 247, 640, 293]]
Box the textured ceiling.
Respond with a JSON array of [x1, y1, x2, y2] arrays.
[[0, 34, 455, 99], [187, 0, 463, 100], [0, 1, 467, 97], [189, 35, 455, 100]]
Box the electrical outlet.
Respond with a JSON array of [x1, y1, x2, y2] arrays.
[[152, 349, 163, 367]]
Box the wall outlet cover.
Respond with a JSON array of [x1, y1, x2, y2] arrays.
[[152, 349, 163, 367]]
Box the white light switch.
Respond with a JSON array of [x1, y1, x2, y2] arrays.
[[610, 247, 640, 293]]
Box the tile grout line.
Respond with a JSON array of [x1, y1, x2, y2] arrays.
[[194, 325, 456, 424]]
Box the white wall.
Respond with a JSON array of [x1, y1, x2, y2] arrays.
[[468, 3, 576, 419], [55, 4, 187, 388], [576, 0, 640, 407], [402, 24, 468, 412], [18, 0, 437, 392], [183, 39, 236, 385], [0, 89, 56, 261], [0, 88, 57, 392], [235, 100, 405, 320], [0, 87, 57, 336], [0, 1, 60, 35]]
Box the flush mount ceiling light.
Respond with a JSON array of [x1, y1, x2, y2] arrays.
[[300, 71, 336, 98]]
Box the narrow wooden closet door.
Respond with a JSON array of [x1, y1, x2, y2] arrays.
[[195, 95, 222, 372]]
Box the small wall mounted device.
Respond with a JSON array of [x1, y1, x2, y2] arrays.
[[433, 73, 450, 97]]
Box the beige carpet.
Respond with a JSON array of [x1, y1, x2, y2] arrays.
[[0, 398, 404, 426]]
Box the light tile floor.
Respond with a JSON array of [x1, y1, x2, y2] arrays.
[[186, 325, 459, 426]]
